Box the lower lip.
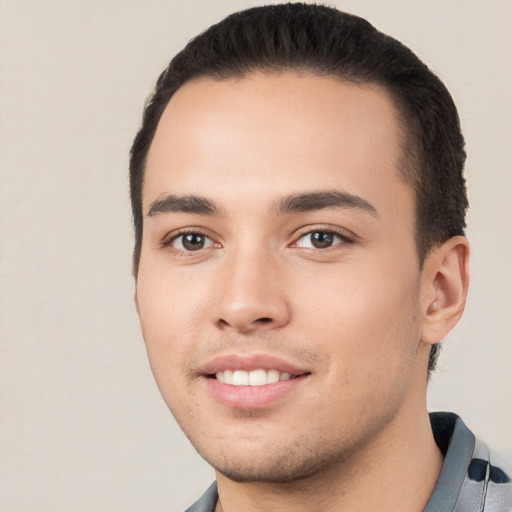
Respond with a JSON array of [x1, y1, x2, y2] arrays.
[[203, 375, 308, 410]]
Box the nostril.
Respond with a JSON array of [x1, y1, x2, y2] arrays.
[[257, 317, 273, 323]]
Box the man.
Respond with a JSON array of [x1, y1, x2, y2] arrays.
[[130, 4, 511, 511]]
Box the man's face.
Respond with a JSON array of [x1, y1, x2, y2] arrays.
[[136, 72, 431, 482]]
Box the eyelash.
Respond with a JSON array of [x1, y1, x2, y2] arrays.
[[161, 226, 355, 255]]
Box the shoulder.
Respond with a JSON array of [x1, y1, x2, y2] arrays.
[[478, 442, 512, 512], [428, 412, 512, 511], [184, 482, 218, 512], [456, 432, 512, 511]]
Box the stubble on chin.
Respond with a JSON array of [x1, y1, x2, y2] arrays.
[[193, 423, 369, 485]]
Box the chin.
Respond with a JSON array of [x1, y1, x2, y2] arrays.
[[212, 457, 329, 484], [196, 435, 350, 484]]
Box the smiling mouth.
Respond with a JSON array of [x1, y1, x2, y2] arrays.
[[203, 362, 311, 409], [212, 369, 306, 386]]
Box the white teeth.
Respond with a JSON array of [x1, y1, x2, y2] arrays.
[[232, 370, 249, 386], [215, 370, 232, 383], [215, 369, 297, 386], [267, 369, 280, 384], [249, 369, 267, 386]]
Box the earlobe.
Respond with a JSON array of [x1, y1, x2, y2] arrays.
[[420, 236, 470, 345]]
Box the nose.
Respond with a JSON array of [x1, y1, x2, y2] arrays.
[[213, 249, 291, 334]]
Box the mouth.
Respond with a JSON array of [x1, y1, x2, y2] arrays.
[[200, 354, 311, 409]]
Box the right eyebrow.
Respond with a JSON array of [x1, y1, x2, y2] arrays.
[[147, 194, 222, 217], [274, 190, 379, 217]]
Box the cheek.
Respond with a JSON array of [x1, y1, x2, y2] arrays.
[[135, 265, 207, 388], [292, 259, 421, 377], [137, 258, 209, 336]]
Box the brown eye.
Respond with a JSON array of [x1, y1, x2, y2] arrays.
[[182, 234, 205, 250], [294, 230, 349, 250], [310, 232, 334, 248], [172, 233, 214, 251]]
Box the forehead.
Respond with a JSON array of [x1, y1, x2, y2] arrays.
[[144, 72, 411, 218]]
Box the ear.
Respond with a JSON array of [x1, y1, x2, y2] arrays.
[[420, 236, 470, 345]]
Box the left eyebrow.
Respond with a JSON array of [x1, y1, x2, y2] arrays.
[[274, 190, 379, 217], [147, 194, 223, 217]]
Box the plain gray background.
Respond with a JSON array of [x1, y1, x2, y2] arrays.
[[1, 1, 511, 510]]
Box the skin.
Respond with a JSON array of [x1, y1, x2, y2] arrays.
[[135, 72, 469, 511]]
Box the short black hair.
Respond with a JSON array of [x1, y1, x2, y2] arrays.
[[130, 3, 468, 372]]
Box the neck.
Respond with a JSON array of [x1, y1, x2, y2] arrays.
[[215, 402, 443, 512]]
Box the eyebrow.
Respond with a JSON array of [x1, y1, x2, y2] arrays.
[[147, 194, 222, 217], [274, 190, 379, 217], [146, 190, 378, 218]]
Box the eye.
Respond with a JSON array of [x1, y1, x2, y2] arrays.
[[170, 232, 216, 251], [293, 230, 349, 249]]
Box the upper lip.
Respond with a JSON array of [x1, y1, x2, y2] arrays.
[[200, 353, 311, 376]]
